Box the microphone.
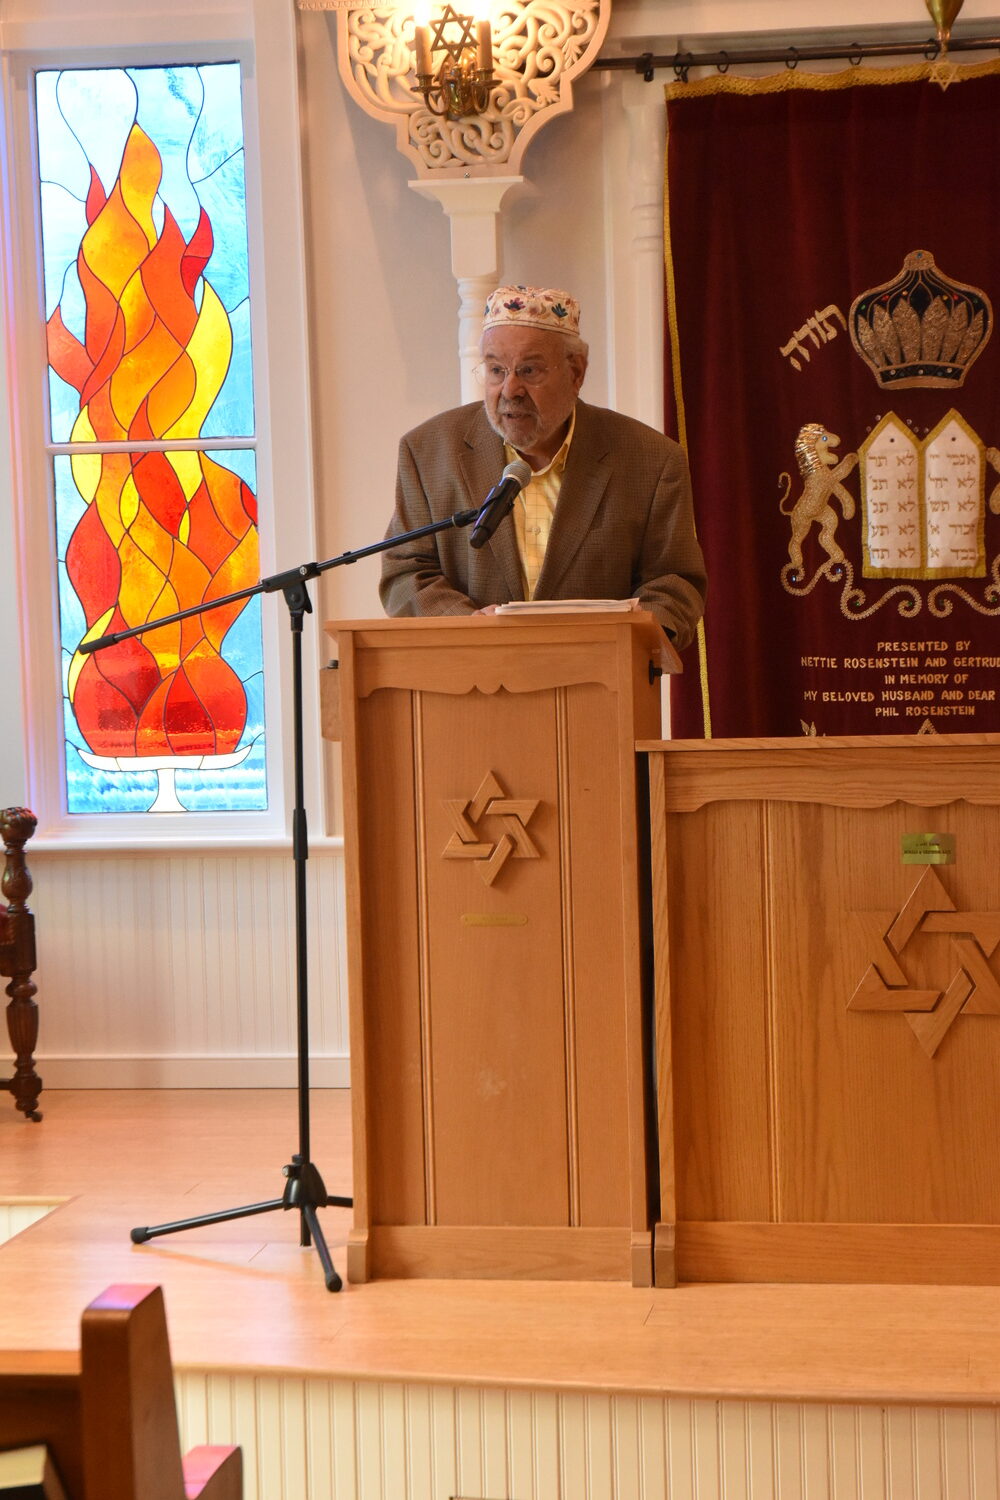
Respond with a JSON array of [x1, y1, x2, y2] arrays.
[[469, 459, 532, 550]]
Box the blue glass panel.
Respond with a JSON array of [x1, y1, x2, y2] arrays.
[[189, 61, 245, 178], [130, 66, 206, 242], [190, 146, 250, 313], [37, 181, 87, 322], [48, 368, 82, 444], [219, 446, 257, 489], [203, 300, 253, 440], [37, 69, 137, 208]]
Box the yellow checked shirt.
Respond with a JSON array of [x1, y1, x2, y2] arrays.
[[506, 410, 576, 599]]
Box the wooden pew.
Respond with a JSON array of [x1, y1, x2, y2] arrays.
[[0, 1283, 242, 1500], [0, 806, 41, 1121]]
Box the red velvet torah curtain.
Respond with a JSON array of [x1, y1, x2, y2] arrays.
[[665, 61, 1000, 738]]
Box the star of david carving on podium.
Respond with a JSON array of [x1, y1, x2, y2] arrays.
[[848, 866, 1000, 1057], [442, 771, 540, 887]]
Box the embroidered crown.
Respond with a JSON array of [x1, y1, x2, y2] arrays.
[[849, 250, 992, 389]]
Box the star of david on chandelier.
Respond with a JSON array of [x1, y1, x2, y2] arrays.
[[848, 866, 1000, 1057], [442, 770, 540, 887], [412, 4, 496, 120], [429, 5, 477, 64]]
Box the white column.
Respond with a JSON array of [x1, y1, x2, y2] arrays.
[[624, 75, 667, 430], [602, 73, 666, 430], [409, 176, 527, 400]]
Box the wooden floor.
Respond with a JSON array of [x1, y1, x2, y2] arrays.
[[3, 1087, 1000, 1408]]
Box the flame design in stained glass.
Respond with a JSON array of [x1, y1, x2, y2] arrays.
[[37, 65, 265, 813]]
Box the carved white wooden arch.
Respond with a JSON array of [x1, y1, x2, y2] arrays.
[[301, 0, 611, 179]]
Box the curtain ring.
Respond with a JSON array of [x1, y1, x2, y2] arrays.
[[785, 46, 800, 69], [716, 50, 730, 74], [924, 39, 941, 59], [849, 45, 864, 66], [672, 51, 691, 83], [637, 51, 655, 82]]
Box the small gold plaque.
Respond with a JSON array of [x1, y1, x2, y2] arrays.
[[460, 913, 528, 926], [901, 832, 956, 865]]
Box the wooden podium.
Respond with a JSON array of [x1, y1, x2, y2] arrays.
[[645, 732, 1000, 1289], [324, 612, 678, 1285]]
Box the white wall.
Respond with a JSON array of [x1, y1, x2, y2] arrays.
[[6, 0, 1000, 1083]]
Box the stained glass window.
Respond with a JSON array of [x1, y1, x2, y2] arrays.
[[36, 63, 265, 814]]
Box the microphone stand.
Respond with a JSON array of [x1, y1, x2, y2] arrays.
[[82, 503, 483, 1290]]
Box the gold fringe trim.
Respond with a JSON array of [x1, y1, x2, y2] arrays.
[[664, 55, 1000, 101], [693, 618, 711, 737]]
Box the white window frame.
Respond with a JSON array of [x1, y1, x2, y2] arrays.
[[0, 0, 322, 851]]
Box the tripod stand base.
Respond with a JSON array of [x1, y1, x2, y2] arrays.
[[130, 1155, 352, 1292]]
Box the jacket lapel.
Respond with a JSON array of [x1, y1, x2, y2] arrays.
[[458, 408, 525, 601], [535, 401, 611, 597]]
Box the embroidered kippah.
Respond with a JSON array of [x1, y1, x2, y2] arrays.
[[483, 285, 581, 336]]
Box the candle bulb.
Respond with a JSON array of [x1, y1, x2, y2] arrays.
[[414, 22, 432, 76], [476, 17, 493, 72]]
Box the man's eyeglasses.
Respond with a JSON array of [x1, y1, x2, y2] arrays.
[[475, 360, 555, 388]]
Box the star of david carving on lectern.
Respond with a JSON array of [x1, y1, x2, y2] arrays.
[[441, 770, 540, 887], [848, 865, 1000, 1057]]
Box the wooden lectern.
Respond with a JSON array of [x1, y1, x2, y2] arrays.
[[645, 732, 1000, 1289], [324, 612, 678, 1285]]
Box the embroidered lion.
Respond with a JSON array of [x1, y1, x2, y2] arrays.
[[779, 424, 858, 577]]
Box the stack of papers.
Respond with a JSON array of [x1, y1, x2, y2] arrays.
[[495, 599, 639, 614]]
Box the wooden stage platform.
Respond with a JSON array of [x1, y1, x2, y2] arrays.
[[5, 1089, 1000, 1499]]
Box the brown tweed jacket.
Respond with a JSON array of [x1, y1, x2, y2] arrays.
[[379, 398, 707, 649]]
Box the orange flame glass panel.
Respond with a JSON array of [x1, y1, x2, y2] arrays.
[[49, 124, 258, 760]]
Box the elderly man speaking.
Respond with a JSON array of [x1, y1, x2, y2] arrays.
[[380, 285, 706, 650]]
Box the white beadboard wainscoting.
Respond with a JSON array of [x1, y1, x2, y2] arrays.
[[176, 1375, 1000, 1500], [0, 1200, 61, 1242], [25, 847, 350, 1088]]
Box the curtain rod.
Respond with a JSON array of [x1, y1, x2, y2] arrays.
[[594, 34, 1000, 82]]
